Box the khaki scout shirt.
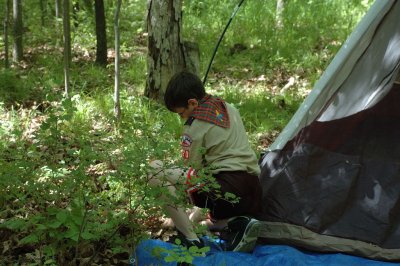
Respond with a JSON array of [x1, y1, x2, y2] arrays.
[[181, 102, 261, 176]]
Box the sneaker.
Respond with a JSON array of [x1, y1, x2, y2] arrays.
[[179, 238, 205, 250], [223, 216, 260, 252]]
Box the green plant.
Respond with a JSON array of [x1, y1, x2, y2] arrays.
[[0, 1, 376, 264], [152, 240, 210, 264]]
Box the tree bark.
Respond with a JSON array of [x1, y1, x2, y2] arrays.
[[39, 0, 47, 27], [63, 0, 71, 97], [12, 0, 23, 62], [276, 0, 284, 29], [55, 0, 61, 18], [95, 0, 108, 67], [54, 0, 62, 45], [145, 0, 199, 102], [3, 0, 11, 68], [114, 0, 122, 121]]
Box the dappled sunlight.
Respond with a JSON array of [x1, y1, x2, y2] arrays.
[[0, 0, 375, 264]]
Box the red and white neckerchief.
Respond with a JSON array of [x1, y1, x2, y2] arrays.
[[190, 94, 230, 128]]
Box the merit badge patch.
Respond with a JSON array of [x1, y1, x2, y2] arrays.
[[182, 150, 190, 159], [181, 134, 193, 147]]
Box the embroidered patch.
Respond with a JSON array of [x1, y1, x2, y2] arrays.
[[182, 150, 190, 159], [181, 134, 193, 147]]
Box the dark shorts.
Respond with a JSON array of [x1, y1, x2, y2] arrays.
[[189, 171, 262, 220]]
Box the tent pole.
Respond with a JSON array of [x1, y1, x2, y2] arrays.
[[202, 0, 246, 85]]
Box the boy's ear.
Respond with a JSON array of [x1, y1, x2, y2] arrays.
[[187, 99, 198, 107]]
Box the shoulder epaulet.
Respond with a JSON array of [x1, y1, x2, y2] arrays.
[[185, 116, 195, 126]]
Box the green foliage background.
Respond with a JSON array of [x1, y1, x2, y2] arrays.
[[0, 0, 373, 264]]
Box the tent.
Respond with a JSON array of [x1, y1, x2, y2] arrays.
[[258, 0, 400, 262], [134, 0, 400, 264]]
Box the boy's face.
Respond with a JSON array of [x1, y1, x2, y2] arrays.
[[173, 99, 198, 120]]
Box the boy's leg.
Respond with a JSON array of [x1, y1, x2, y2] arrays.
[[191, 171, 262, 252], [148, 160, 198, 240], [188, 206, 206, 223]]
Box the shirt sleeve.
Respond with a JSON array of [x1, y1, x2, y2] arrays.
[[181, 120, 208, 170]]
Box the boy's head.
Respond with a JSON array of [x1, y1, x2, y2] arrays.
[[164, 71, 206, 119]]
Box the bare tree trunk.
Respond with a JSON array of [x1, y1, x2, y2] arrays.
[[63, 0, 71, 97], [145, 0, 188, 102], [55, 0, 62, 46], [12, 0, 23, 62], [114, 0, 122, 121], [39, 0, 46, 27], [3, 0, 11, 68], [95, 0, 108, 67], [55, 0, 61, 18], [276, 0, 284, 29]]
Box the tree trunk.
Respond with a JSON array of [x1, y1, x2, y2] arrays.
[[145, 0, 199, 102], [95, 0, 108, 67], [63, 0, 71, 97], [113, 0, 122, 121], [12, 0, 23, 62], [54, 0, 63, 46], [55, 0, 61, 18], [3, 0, 11, 68], [276, 0, 284, 29], [39, 0, 46, 27]]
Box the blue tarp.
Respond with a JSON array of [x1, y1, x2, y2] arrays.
[[132, 238, 400, 266]]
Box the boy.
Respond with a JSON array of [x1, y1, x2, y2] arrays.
[[149, 71, 262, 252]]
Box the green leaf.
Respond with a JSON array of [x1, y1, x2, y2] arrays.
[[188, 245, 198, 253], [185, 254, 193, 263], [151, 246, 165, 258], [46, 207, 59, 215], [44, 259, 56, 265], [70, 209, 84, 225], [224, 192, 237, 200], [20, 233, 39, 244], [164, 256, 176, 263], [111, 246, 126, 254], [3, 218, 26, 230], [199, 246, 210, 253], [40, 121, 50, 130], [65, 228, 79, 242], [81, 231, 96, 240], [37, 224, 47, 230], [47, 220, 62, 229], [56, 211, 68, 223]]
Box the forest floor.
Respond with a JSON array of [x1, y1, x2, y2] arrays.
[[0, 45, 310, 265]]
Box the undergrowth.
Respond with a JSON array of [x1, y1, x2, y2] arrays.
[[0, 0, 372, 264], [0, 59, 300, 264]]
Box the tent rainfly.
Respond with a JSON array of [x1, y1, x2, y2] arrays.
[[258, 0, 400, 262]]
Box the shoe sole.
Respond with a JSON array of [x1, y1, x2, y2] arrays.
[[232, 219, 260, 253]]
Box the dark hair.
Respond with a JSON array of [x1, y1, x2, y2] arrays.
[[164, 71, 206, 111]]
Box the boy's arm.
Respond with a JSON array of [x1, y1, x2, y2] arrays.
[[181, 133, 203, 170], [181, 121, 208, 170]]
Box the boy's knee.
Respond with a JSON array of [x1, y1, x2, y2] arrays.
[[148, 160, 164, 187], [148, 174, 162, 187], [149, 160, 185, 185]]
